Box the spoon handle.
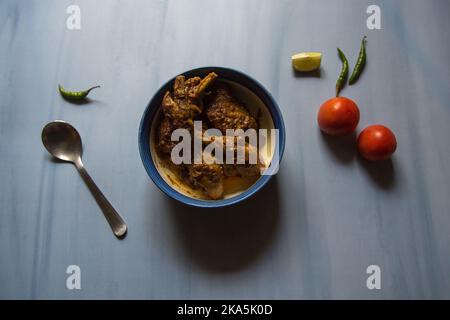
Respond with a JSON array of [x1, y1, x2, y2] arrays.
[[74, 159, 127, 238]]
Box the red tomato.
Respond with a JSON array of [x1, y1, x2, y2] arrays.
[[317, 97, 360, 135], [358, 125, 397, 161]]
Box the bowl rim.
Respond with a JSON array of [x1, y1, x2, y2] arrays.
[[138, 66, 286, 208]]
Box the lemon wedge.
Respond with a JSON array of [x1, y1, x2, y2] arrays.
[[291, 52, 322, 72]]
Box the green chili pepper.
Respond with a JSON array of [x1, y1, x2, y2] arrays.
[[336, 48, 349, 96], [58, 84, 100, 100], [349, 36, 367, 85]]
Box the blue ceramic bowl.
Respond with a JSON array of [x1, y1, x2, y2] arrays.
[[138, 67, 286, 208]]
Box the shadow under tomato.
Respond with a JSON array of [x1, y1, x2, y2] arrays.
[[319, 130, 357, 164], [357, 155, 396, 190], [319, 129, 396, 189], [165, 176, 281, 273]]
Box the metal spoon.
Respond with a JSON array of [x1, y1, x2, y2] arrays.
[[41, 120, 127, 238]]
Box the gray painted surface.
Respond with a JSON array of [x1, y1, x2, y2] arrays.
[[1, 0, 449, 299]]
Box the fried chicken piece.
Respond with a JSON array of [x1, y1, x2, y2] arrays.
[[163, 73, 218, 128], [157, 72, 217, 155], [201, 135, 263, 177], [186, 162, 224, 200], [223, 140, 262, 176], [204, 85, 261, 177], [157, 117, 177, 155], [206, 84, 258, 134], [161, 88, 199, 129], [157, 73, 224, 199], [222, 137, 262, 177]]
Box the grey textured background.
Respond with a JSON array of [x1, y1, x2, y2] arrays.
[[1, 0, 450, 299]]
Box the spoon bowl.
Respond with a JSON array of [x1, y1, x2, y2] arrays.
[[42, 121, 82, 162]]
